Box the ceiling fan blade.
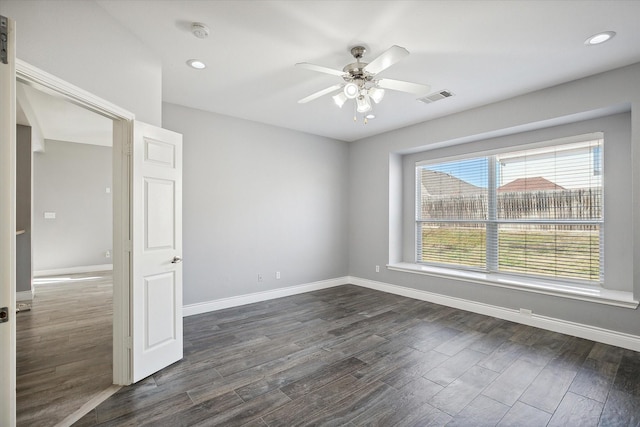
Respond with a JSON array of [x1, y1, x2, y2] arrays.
[[377, 78, 431, 95], [363, 45, 409, 75], [296, 62, 347, 77], [298, 84, 343, 104]]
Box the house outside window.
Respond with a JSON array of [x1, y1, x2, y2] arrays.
[[416, 135, 604, 284]]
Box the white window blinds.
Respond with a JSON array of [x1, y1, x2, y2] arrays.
[[416, 134, 603, 283]]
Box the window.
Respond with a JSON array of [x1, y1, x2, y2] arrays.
[[416, 135, 603, 283]]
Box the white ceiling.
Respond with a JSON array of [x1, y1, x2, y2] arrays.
[[95, 0, 640, 142], [31, 1, 640, 144], [17, 82, 113, 148]]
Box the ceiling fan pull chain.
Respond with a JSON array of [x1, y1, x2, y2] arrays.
[[353, 99, 357, 122]]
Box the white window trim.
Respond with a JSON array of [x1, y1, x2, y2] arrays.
[[387, 262, 637, 309]]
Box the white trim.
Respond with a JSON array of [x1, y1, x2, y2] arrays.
[[15, 290, 32, 302], [183, 277, 347, 317], [349, 276, 640, 352], [387, 262, 638, 309], [55, 385, 121, 427], [0, 16, 17, 427], [16, 60, 133, 121], [111, 119, 132, 386], [34, 264, 113, 277]]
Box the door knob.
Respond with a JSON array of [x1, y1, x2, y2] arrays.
[[171, 256, 183, 264]]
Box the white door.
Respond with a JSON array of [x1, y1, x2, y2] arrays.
[[131, 121, 183, 382], [0, 15, 17, 427]]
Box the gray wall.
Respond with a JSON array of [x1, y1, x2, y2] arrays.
[[16, 125, 31, 292], [1, 0, 162, 126], [349, 62, 640, 337], [162, 103, 350, 305], [33, 141, 112, 272]]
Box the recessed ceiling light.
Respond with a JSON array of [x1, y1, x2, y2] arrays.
[[187, 59, 206, 69], [584, 31, 616, 46]]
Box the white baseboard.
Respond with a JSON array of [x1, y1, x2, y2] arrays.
[[183, 276, 347, 317], [16, 290, 33, 301], [180, 274, 640, 352], [348, 276, 640, 352], [34, 264, 113, 277]]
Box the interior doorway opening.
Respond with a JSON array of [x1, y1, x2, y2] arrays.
[[15, 79, 118, 424], [15, 60, 134, 391]]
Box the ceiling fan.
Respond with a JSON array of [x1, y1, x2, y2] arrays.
[[296, 45, 431, 121]]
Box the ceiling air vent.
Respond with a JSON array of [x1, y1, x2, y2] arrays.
[[418, 90, 454, 104]]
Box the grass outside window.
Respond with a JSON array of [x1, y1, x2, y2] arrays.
[[418, 223, 601, 282]]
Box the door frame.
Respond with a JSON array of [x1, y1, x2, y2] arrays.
[[16, 60, 134, 385]]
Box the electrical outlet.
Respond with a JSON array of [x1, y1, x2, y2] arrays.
[[375, 265, 380, 273], [257, 273, 263, 282], [276, 271, 281, 279]]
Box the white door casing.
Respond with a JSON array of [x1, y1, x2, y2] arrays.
[[131, 121, 183, 382], [0, 15, 17, 427]]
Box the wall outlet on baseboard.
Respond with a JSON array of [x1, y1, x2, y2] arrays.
[[276, 271, 281, 279], [375, 265, 380, 273], [520, 308, 533, 316], [257, 273, 263, 282]]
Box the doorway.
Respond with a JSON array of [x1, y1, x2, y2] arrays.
[[15, 60, 134, 390], [15, 80, 117, 425]]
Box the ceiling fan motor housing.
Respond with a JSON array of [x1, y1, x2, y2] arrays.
[[343, 46, 373, 82], [342, 62, 371, 82]]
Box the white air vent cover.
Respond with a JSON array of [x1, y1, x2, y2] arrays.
[[418, 90, 454, 104]]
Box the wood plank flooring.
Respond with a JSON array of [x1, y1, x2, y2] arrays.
[[73, 284, 640, 426], [16, 272, 113, 427]]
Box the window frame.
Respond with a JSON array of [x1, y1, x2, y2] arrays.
[[414, 133, 605, 286]]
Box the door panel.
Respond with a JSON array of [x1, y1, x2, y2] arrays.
[[145, 178, 175, 249], [132, 121, 183, 382], [145, 272, 176, 348], [0, 15, 17, 427]]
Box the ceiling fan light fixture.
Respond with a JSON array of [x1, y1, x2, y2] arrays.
[[356, 95, 372, 113], [332, 92, 347, 108], [368, 87, 385, 104], [296, 43, 430, 124], [344, 83, 359, 99]]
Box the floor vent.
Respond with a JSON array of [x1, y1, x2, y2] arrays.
[[418, 89, 454, 104]]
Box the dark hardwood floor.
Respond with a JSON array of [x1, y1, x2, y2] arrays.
[[16, 272, 113, 427], [75, 284, 640, 426]]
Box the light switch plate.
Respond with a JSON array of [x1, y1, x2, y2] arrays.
[[44, 212, 56, 219]]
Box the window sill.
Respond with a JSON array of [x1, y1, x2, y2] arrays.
[[387, 262, 638, 309]]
